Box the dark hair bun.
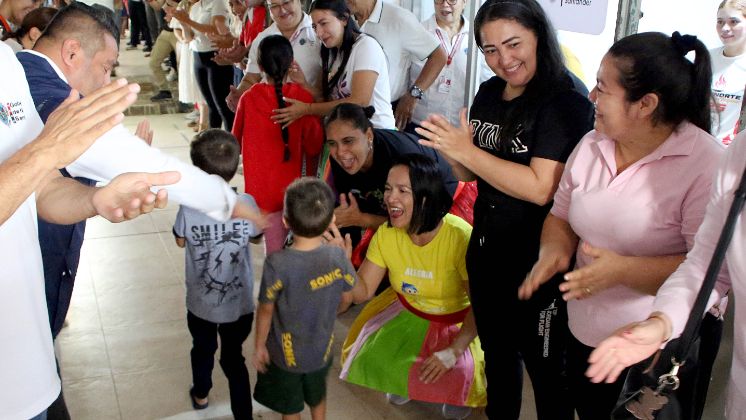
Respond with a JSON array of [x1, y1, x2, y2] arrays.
[[363, 106, 376, 119]]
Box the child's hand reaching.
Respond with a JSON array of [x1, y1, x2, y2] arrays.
[[253, 345, 270, 373], [252, 212, 271, 231], [323, 223, 352, 259], [233, 201, 271, 230]]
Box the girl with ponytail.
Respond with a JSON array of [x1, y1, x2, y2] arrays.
[[232, 34, 324, 255], [519, 31, 724, 419]]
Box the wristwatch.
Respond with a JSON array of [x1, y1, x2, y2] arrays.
[[409, 84, 424, 100]]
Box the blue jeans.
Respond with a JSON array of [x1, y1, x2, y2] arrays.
[[233, 66, 243, 87]]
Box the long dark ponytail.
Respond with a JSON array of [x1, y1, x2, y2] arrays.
[[310, 0, 361, 100], [608, 32, 713, 132], [258, 35, 294, 161]]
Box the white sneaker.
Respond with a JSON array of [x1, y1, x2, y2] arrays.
[[385, 393, 410, 406], [183, 109, 199, 121], [166, 68, 177, 82], [441, 404, 471, 419], [161, 61, 171, 71]]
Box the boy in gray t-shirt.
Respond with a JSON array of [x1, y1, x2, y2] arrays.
[[173, 130, 261, 418], [253, 178, 359, 418]]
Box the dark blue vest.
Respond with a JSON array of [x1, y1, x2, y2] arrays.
[[18, 51, 96, 338]]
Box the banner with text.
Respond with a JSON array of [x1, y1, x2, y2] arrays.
[[537, 0, 609, 35]]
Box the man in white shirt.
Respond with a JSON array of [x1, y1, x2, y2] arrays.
[[0, 39, 178, 420], [147, 0, 179, 101], [22, 3, 252, 222], [409, 0, 492, 130], [16, 5, 261, 417], [346, 0, 447, 130]]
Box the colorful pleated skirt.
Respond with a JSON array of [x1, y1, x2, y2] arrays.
[[340, 288, 487, 407]]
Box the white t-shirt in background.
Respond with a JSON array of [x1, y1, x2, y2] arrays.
[[711, 46, 746, 146], [189, 0, 229, 52], [0, 42, 61, 420], [330, 34, 395, 129], [359, 0, 439, 101], [409, 16, 492, 127]]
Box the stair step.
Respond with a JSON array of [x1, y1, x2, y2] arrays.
[[123, 79, 185, 116], [125, 100, 187, 116]]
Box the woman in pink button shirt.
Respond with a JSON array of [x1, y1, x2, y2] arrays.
[[519, 32, 724, 418], [587, 130, 746, 419]]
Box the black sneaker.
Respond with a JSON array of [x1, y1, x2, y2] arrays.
[[150, 90, 173, 102], [143, 45, 153, 52]]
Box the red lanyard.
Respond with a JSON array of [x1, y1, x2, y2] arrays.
[[0, 15, 11, 34], [436, 29, 464, 66]]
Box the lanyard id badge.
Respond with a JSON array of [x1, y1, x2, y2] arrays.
[[0, 15, 11, 35], [435, 29, 464, 95], [438, 67, 454, 94]]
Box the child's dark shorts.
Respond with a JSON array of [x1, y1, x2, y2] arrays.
[[253, 359, 332, 414]]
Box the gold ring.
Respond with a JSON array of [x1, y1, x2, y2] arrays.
[[584, 286, 592, 296]]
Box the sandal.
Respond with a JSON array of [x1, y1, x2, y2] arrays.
[[189, 387, 209, 410]]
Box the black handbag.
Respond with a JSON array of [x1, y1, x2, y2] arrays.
[[611, 163, 746, 420]]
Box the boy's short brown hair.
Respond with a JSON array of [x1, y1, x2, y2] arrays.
[[283, 178, 335, 238], [190, 129, 240, 182]]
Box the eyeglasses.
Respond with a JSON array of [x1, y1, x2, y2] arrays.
[[266, 0, 293, 13], [434, 0, 459, 5]]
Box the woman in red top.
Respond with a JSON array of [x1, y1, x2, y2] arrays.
[[232, 34, 324, 254]]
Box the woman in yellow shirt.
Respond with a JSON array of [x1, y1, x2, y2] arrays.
[[336, 153, 486, 419]]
